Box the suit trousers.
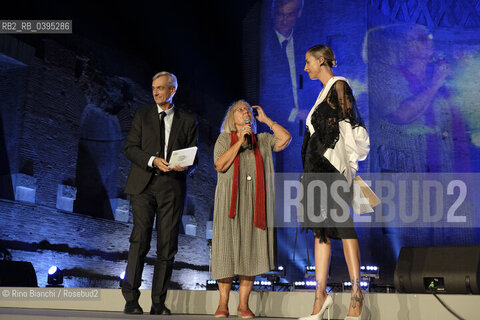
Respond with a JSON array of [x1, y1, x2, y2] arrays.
[[122, 173, 186, 306]]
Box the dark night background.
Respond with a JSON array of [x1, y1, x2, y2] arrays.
[[3, 0, 258, 117]]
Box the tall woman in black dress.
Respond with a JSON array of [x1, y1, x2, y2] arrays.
[[298, 45, 370, 320]]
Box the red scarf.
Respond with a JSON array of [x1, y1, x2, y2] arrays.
[[229, 132, 266, 230]]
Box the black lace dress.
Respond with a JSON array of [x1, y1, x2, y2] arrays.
[[301, 80, 366, 243]]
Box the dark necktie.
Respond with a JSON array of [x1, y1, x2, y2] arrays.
[[281, 39, 289, 53], [159, 111, 166, 159]]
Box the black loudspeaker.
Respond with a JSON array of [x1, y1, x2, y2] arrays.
[[394, 246, 480, 294], [0, 260, 38, 287]]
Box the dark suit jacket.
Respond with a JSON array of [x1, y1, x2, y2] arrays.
[[124, 104, 198, 195], [259, 27, 317, 126]]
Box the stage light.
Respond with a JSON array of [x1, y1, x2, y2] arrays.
[[48, 266, 57, 274], [293, 280, 317, 290], [251, 280, 273, 290], [360, 265, 379, 279], [304, 265, 316, 278], [306, 281, 316, 287], [360, 265, 379, 271], [261, 265, 286, 280], [343, 280, 369, 290], [119, 271, 126, 288], [206, 279, 218, 290], [261, 266, 286, 286], [47, 266, 63, 287]]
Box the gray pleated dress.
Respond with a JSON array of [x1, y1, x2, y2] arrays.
[[211, 132, 277, 280]]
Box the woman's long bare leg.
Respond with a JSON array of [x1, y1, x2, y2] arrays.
[[343, 238, 363, 317], [312, 237, 331, 314]]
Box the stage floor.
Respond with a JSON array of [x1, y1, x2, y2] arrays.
[[0, 307, 296, 320], [1, 288, 479, 319]]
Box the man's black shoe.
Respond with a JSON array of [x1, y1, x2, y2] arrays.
[[150, 304, 171, 315], [124, 303, 143, 314]]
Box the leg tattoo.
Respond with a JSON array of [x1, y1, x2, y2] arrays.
[[350, 278, 362, 310]]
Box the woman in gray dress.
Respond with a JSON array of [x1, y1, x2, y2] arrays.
[[211, 100, 291, 318]]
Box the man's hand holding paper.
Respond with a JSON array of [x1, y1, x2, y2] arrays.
[[168, 146, 198, 170]]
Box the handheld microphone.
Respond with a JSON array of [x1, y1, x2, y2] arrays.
[[244, 118, 252, 150]]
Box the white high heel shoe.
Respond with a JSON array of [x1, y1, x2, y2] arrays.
[[298, 294, 333, 320]]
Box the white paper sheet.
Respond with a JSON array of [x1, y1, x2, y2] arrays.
[[168, 146, 197, 168]]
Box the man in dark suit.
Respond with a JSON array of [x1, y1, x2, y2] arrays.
[[260, 0, 317, 173], [260, 0, 303, 125], [122, 71, 198, 315]]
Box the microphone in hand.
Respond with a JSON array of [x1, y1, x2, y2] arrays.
[[244, 118, 252, 150]]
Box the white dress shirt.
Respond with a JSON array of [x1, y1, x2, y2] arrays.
[[148, 104, 175, 167]]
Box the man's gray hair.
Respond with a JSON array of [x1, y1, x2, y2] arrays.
[[152, 71, 178, 90]]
